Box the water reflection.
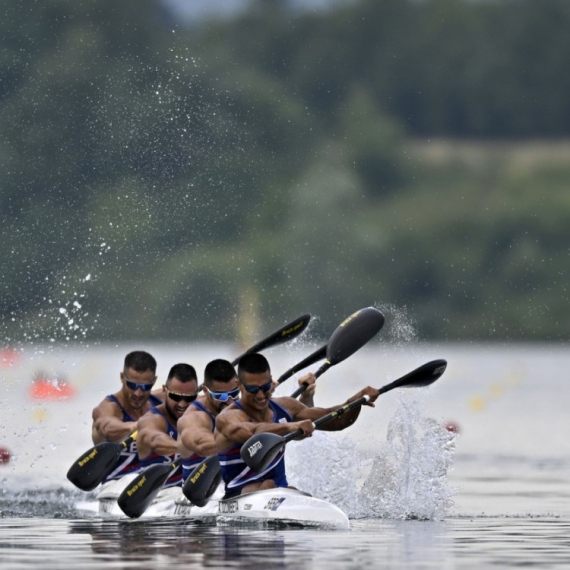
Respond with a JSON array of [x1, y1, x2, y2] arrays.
[[1, 517, 570, 569], [68, 518, 306, 569]]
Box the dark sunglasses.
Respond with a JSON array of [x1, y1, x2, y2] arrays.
[[241, 380, 273, 395], [165, 386, 199, 403], [205, 386, 240, 402], [123, 373, 156, 392]]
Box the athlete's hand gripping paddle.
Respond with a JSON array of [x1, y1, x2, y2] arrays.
[[241, 359, 447, 473]]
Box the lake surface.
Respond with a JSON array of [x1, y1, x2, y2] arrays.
[[1, 342, 569, 568]]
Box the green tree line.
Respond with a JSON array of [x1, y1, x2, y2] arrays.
[[1, 0, 569, 345]]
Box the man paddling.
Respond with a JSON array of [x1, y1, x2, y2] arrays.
[[177, 359, 317, 481], [92, 351, 160, 444], [91, 351, 161, 482], [215, 353, 379, 499], [137, 363, 200, 488]]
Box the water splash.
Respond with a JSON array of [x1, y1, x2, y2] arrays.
[[361, 394, 456, 520], [287, 394, 456, 521]]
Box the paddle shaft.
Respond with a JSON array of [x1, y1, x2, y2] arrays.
[[276, 344, 327, 385], [289, 359, 331, 398]]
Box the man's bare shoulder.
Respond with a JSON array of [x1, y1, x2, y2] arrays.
[[178, 404, 213, 430], [92, 393, 122, 420], [138, 408, 166, 430], [273, 396, 305, 418], [215, 405, 248, 427]]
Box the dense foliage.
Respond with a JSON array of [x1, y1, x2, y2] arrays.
[[1, 0, 569, 344]]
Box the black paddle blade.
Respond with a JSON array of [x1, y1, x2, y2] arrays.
[[327, 307, 385, 364], [117, 463, 174, 518], [379, 359, 447, 394], [67, 441, 122, 491], [182, 455, 222, 507], [240, 432, 285, 473], [231, 314, 311, 366]]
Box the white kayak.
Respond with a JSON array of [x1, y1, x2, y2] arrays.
[[75, 478, 349, 529]]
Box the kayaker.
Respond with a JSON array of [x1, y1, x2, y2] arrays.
[[215, 352, 379, 499], [91, 350, 161, 482], [177, 358, 317, 481], [91, 351, 160, 444], [137, 363, 200, 488]]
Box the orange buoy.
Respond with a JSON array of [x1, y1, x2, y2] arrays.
[[29, 377, 75, 401]]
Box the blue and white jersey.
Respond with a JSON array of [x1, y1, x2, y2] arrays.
[[102, 393, 162, 483], [139, 408, 182, 488], [181, 401, 216, 481], [218, 400, 292, 498]]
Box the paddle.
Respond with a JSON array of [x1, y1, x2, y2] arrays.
[[116, 314, 312, 518], [231, 313, 311, 366], [183, 307, 385, 505], [117, 457, 183, 518], [66, 432, 137, 492], [180, 455, 222, 508], [289, 306, 385, 398], [276, 344, 327, 385], [241, 359, 448, 473], [117, 453, 221, 516]]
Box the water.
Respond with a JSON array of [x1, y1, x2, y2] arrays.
[[1, 342, 569, 568]]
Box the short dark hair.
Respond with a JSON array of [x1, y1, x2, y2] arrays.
[[237, 353, 270, 380], [167, 363, 197, 385], [204, 359, 237, 388], [124, 351, 157, 374]]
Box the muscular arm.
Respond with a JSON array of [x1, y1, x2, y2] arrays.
[[177, 410, 216, 458], [215, 409, 312, 450], [92, 398, 136, 444], [137, 413, 177, 459], [276, 386, 380, 432]]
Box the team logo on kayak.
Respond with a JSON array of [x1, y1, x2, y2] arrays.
[[248, 441, 263, 457], [264, 497, 286, 511]]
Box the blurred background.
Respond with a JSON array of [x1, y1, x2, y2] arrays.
[[1, 2, 570, 520], [2, 0, 570, 348]]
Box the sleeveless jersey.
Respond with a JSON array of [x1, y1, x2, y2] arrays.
[[218, 400, 292, 498], [102, 393, 162, 483], [181, 401, 216, 481], [138, 408, 182, 488]]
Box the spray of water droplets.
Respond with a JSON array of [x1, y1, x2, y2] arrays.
[[287, 392, 456, 521]]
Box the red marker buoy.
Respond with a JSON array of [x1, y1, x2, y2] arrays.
[[445, 420, 460, 434], [0, 447, 11, 464]]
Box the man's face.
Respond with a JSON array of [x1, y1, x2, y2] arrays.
[[163, 377, 199, 420], [238, 370, 275, 412], [205, 377, 240, 414], [121, 367, 157, 410]]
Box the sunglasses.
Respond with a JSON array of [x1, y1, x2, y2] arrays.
[[165, 386, 199, 403], [241, 380, 273, 395], [205, 386, 241, 402], [123, 373, 156, 392]]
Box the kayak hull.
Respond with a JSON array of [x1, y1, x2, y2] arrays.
[[75, 479, 349, 529]]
